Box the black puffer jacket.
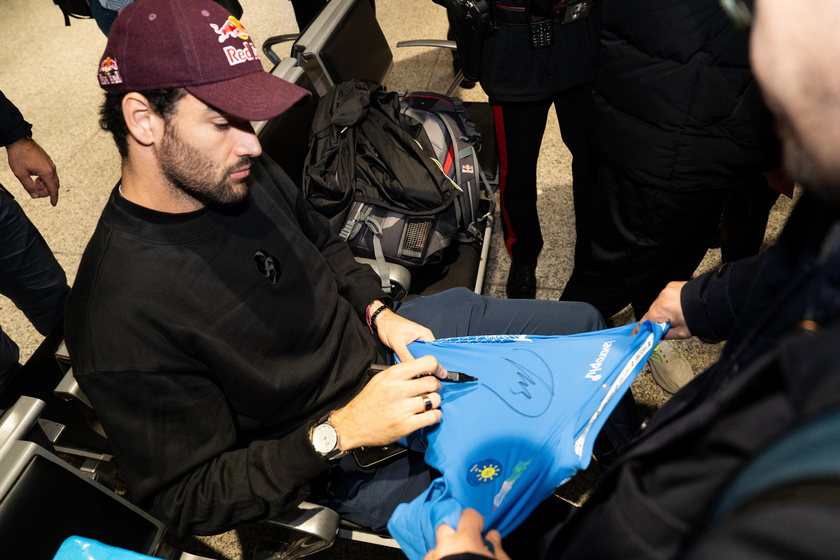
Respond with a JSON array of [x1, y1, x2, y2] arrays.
[[592, 0, 779, 191]]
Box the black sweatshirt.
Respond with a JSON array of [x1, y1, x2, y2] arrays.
[[65, 156, 390, 535]]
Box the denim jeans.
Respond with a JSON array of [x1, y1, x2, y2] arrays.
[[87, 0, 120, 36]]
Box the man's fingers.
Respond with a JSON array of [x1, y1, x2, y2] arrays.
[[37, 174, 60, 206], [406, 407, 442, 432], [389, 355, 443, 381], [415, 391, 442, 414]]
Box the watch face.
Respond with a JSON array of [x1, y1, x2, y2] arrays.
[[312, 423, 338, 455]]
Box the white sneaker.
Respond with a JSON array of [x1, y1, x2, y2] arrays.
[[648, 340, 694, 394]]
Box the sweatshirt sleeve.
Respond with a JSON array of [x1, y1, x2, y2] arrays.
[[681, 253, 766, 341], [77, 369, 335, 536], [0, 90, 33, 147]]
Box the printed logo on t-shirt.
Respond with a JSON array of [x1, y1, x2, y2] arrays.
[[467, 459, 502, 486], [253, 250, 280, 285]]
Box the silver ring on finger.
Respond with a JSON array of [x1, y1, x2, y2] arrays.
[[421, 393, 433, 412]]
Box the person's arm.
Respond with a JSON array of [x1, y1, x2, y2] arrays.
[[678, 253, 766, 341], [639, 253, 767, 341], [0, 91, 59, 205], [77, 369, 335, 536], [0, 90, 31, 146]]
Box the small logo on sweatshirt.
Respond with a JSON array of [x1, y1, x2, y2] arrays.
[[253, 250, 279, 285]]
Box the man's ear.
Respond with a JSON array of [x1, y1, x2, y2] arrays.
[[122, 92, 166, 148]]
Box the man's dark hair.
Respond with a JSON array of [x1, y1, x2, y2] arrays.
[[99, 88, 188, 158]]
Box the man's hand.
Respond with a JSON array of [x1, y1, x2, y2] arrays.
[[636, 281, 691, 339], [330, 355, 446, 450], [5, 137, 59, 206], [373, 305, 435, 363], [424, 509, 509, 560]]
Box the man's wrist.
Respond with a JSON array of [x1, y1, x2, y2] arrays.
[[309, 411, 348, 461], [327, 407, 358, 452], [366, 301, 388, 334], [5, 134, 33, 150]]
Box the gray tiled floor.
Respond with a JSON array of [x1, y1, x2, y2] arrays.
[[1, 1, 797, 559]]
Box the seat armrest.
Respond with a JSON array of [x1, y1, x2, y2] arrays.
[[55, 369, 92, 409], [261, 502, 340, 558], [0, 396, 45, 459], [396, 39, 457, 50], [264, 501, 340, 542], [261, 33, 300, 67]]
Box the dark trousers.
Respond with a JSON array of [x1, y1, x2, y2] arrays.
[[492, 83, 598, 265], [0, 188, 68, 379], [561, 164, 727, 319], [720, 174, 781, 263]]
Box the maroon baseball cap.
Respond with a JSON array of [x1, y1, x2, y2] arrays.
[[97, 0, 310, 121]]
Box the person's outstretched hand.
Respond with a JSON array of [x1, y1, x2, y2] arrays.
[[636, 281, 691, 339], [6, 137, 59, 206]]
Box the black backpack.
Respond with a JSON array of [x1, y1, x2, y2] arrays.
[[304, 80, 490, 279]]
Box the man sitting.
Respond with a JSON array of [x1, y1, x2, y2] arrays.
[[64, 0, 633, 537]]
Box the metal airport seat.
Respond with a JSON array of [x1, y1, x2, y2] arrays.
[[0, 395, 216, 560], [289, 0, 392, 98]]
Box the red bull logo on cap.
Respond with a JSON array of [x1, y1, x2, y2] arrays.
[[210, 15, 249, 43], [98, 57, 123, 86], [223, 41, 260, 66]]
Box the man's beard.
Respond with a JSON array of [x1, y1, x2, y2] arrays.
[[158, 127, 251, 208]]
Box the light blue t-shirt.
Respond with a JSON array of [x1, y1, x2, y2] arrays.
[[388, 321, 667, 560]]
